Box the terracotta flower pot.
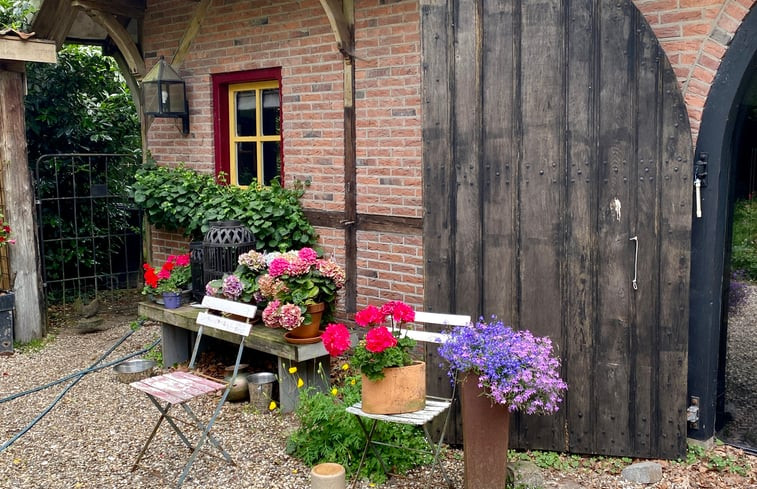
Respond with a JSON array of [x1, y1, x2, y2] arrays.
[[360, 361, 426, 414], [460, 374, 511, 489], [288, 302, 325, 339]]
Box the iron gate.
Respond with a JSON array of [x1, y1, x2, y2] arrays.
[[34, 153, 142, 303]]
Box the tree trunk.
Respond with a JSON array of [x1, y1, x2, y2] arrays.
[[0, 64, 46, 342]]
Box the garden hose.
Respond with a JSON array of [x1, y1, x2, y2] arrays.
[[0, 320, 161, 453]]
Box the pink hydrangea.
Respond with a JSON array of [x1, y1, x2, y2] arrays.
[[262, 300, 282, 328], [268, 257, 290, 278], [298, 247, 318, 265], [279, 303, 304, 330]]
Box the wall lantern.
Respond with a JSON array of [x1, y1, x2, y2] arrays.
[[141, 56, 189, 134]]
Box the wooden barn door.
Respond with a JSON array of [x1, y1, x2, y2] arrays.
[[421, 0, 693, 459]]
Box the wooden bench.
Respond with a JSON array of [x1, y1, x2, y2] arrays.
[[138, 300, 339, 412]]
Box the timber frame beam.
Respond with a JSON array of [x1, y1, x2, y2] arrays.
[[74, 3, 145, 77]]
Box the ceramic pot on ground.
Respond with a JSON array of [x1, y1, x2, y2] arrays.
[[360, 361, 426, 414], [224, 364, 250, 402]]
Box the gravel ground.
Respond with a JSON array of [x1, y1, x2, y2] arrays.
[[722, 281, 757, 449], [0, 290, 755, 489]]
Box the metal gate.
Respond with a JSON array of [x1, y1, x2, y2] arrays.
[[422, 0, 693, 459], [34, 153, 142, 303]]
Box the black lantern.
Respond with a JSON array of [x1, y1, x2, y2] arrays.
[[141, 56, 189, 134]]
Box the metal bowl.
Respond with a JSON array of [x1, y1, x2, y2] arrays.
[[113, 358, 157, 383]]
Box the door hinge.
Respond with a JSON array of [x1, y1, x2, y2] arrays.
[[687, 396, 700, 429]]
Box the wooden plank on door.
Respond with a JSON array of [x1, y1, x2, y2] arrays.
[[516, 0, 566, 451], [657, 47, 692, 459], [564, 0, 598, 455], [594, 0, 635, 456], [452, 0, 483, 318], [421, 0, 454, 315], [629, 11, 662, 458], [482, 0, 517, 324]]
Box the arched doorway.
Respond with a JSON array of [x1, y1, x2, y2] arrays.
[[422, 0, 693, 458], [689, 5, 757, 446]]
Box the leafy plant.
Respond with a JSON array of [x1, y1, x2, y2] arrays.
[[0, 0, 36, 31], [285, 363, 431, 483], [130, 164, 318, 251], [322, 301, 419, 381], [730, 198, 757, 281]]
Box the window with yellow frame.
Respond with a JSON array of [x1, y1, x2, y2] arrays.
[[228, 81, 281, 186]]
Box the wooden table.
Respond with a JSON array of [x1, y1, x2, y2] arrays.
[[138, 301, 332, 412]]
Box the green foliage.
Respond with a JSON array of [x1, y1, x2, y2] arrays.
[[0, 0, 36, 31], [680, 441, 752, 476], [285, 369, 431, 484], [14, 332, 56, 353], [131, 164, 318, 250], [351, 335, 416, 381], [731, 198, 757, 281], [25, 45, 141, 162]]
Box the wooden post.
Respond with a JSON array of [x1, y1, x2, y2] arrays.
[[0, 62, 47, 342]]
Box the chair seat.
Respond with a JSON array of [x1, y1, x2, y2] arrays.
[[131, 371, 226, 405], [346, 399, 451, 426]]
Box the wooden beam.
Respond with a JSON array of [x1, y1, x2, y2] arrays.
[[30, 0, 77, 48], [70, 0, 146, 19], [319, 0, 355, 56], [0, 38, 57, 64], [172, 0, 212, 68], [81, 8, 145, 77], [0, 68, 47, 342], [303, 209, 422, 234]]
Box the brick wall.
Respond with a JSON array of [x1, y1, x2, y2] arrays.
[[144, 0, 754, 312], [144, 0, 423, 310], [635, 0, 755, 140]]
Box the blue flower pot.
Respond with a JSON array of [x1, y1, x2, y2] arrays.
[[162, 291, 182, 309]]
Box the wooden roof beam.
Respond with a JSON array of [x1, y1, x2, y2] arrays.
[[70, 0, 145, 19], [319, 0, 354, 58], [78, 7, 145, 77], [31, 0, 78, 48]]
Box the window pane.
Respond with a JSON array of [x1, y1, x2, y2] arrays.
[[236, 91, 256, 137], [261, 89, 280, 136], [236, 142, 257, 186], [262, 141, 281, 185]]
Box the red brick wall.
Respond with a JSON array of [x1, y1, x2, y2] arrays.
[[144, 0, 423, 310], [144, 0, 755, 312], [635, 0, 755, 140]]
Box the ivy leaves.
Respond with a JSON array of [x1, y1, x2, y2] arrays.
[[131, 164, 318, 251]]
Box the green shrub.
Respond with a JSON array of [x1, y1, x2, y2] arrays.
[[731, 199, 757, 281], [130, 164, 318, 251], [285, 366, 432, 484]]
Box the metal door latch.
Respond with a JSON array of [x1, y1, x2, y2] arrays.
[[687, 396, 700, 429], [694, 153, 708, 219]]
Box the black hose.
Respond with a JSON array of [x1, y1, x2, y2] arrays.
[[0, 321, 161, 453]]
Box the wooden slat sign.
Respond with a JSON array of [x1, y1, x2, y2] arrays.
[[201, 295, 257, 317], [197, 311, 252, 337]]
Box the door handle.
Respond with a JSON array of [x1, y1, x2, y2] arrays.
[[629, 236, 638, 291]]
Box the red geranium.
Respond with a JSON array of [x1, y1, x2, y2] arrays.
[[321, 300, 418, 380], [364, 326, 397, 353], [322, 322, 351, 356]]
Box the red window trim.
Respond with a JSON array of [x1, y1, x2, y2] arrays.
[[211, 67, 284, 185]]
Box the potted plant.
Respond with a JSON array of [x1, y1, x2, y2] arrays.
[[142, 254, 191, 309], [437, 317, 568, 489], [0, 211, 15, 354], [321, 300, 425, 414], [257, 248, 345, 341]]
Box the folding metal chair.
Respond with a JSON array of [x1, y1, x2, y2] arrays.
[[346, 311, 471, 489], [129, 296, 257, 488]]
